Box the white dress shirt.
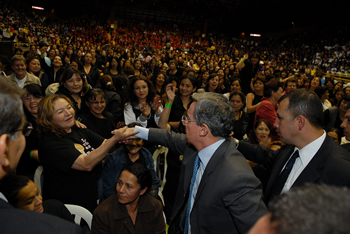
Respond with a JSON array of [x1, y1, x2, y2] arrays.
[[281, 131, 326, 193]]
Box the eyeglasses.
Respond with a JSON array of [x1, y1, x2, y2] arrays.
[[181, 115, 196, 124], [19, 122, 34, 137]]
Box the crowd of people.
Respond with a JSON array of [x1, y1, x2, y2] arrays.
[[1, 1, 350, 234]]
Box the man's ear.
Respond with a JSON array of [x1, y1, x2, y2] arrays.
[[0, 134, 10, 167], [199, 124, 210, 137]]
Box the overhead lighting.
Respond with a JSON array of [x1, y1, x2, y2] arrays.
[[32, 6, 44, 10], [250, 34, 261, 37]]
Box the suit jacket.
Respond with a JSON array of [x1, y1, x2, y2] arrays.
[[0, 198, 82, 234], [148, 128, 267, 234], [238, 135, 350, 204], [7, 72, 42, 87]]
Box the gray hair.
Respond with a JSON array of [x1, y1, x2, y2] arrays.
[[0, 76, 24, 141], [192, 92, 235, 138]]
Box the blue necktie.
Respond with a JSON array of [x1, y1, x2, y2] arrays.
[[270, 150, 300, 201], [184, 155, 200, 234]]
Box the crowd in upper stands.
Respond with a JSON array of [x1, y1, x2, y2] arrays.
[[1, 1, 350, 233]]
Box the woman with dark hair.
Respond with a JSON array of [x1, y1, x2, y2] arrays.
[[37, 94, 138, 212], [217, 68, 229, 94], [205, 73, 219, 93], [104, 57, 121, 82], [315, 86, 332, 111], [82, 52, 101, 87], [92, 163, 165, 234], [332, 87, 345, 107], [248, 118, 272, 147], [26, 56, 49, 90], [47, 55, 64, 85], [246, 77, 264, 133], [61, 45, 75, 67], [229, 91, 249, 140], [168, 75, 197, 128], [235, 51, 262, 94], [98, 75, 123, 125], [16, 84, 44, 180], [196, 70, 210, 90], [133, 59, 143, 76], [55, 67, 88, 116], [0, 175, 74, 223], [123, 75, 162, 128], [308, 76, 321, 92], [78, 88, 116, 139], [152, 72, 166, 98]]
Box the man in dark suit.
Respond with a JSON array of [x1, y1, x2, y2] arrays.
[[237, 89, 350, 205], [132, 90, 267, 234], [0, 76, 82, 233], [340, 107, 350, 151]]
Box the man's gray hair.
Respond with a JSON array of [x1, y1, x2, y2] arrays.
[[0, 76, 24, 141], [192, 92, 235, 138]]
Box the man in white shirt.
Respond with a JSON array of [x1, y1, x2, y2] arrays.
[[238, 89, 350, 204]]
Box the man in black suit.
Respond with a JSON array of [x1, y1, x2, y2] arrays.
[[237, 89, 350, 205], [0, 76, 82, 233], [132, 90, 267, 234]]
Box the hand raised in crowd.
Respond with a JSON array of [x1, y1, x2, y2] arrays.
[[111, 126, 139, 142], [165, 83, 176, 104], [153, 96, 162, 114], [140, 102, 151, 117], [242, 53, 249, 61]]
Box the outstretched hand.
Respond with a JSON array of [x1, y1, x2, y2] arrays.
[[153, 96, 162, 114], [111, 126, 139, 142], [243, 53, 249, 61]]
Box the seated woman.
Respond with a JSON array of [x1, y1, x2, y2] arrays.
[[92, 163, 165, 234], [229, 91, 249, 140], [102, 122, 159, 201], [204, 73, 219, 93], [37, 94, 138, 212], [16, 84, 43, 180], [78, 88, 116, 139], [98, 75, 123, 125], [26, 56, 49, 90], [0, 175, 74, 223], [248, 118, 272, 148], [55, 67, 88, 116]]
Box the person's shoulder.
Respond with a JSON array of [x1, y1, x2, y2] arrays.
[[0, 202, 81, 233], [94, 193, 118, 214]]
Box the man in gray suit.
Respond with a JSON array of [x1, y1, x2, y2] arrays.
[[133, 88, 267, 234], [0, 76, 81, 233]]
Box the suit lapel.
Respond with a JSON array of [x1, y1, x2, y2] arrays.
[[193, 139, 230, 208], [264, 145, 295, 200], [293, 136, 332, 187]]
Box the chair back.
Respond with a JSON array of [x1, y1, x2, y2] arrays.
[[65, 204, 93, 230]]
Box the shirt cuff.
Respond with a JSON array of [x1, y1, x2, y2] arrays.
[[135, 125, 149, 140]]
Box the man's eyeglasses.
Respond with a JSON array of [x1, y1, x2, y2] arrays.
[[19, 122, 34, 137], [181, 115, 196, 124]]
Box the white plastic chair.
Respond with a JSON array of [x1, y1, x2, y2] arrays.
[[64, 204, 93, 230], [34, 165, 44, 195]]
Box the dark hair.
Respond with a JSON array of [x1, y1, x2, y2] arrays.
[[314, 86, 328, 99], [179, 74, 198, 91], [269, 185, 350, 234], [0, 175, 30, 207], [121, 163, 152, 191], [229, 90, 246, 109], [99, 75, 115, 91], [264, 83, 282, 98], [23, 84, 45, 99], [124, 75, 156, 108], [59, 67, 83, 89], [285, 78, 297, 89], [280, 89, 323, 129], [123, 65, 135, 76], [248, 118, 272, 145], [84, 88, 105, 102]]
